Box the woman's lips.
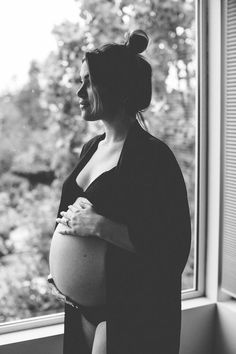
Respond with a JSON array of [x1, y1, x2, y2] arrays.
[[80, 102, 90, 109]]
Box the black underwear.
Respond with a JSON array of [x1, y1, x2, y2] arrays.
[[47, 274, 107, 326]]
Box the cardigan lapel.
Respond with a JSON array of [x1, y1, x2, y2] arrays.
[[77, 118, 151, 189]]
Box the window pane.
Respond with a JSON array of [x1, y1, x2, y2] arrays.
[[0, 0, 196, 323]]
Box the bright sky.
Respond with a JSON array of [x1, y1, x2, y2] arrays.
[[0, 0, 80, 93]]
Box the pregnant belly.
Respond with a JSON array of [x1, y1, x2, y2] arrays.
[[49, 223, 107, 306]]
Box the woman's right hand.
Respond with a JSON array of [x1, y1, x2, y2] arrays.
[[56, 197, 93, 227], [58, 208, 75, 226], [57, 205, 79, 227]]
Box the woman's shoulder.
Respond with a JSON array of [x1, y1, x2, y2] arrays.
[[79, 133, 105, 158], [141, 128, 179, 168], [137, 129, 188, 195]]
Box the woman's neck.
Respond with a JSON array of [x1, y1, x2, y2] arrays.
[[100, 112, 136, 145]]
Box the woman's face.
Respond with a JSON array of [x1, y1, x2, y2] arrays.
[[77, 61, 97, 121], [77, 60, 123, 121]]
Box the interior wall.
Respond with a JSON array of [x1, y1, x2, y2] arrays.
[[1, 335, 63, 354], [214, 302, 236, 354], [180, 303, 215, 354]]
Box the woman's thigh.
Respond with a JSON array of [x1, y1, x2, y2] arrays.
[[81, 314, 97, 351], [92, 321, 106, 354]]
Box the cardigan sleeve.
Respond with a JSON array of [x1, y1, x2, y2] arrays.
[[124, 143, 191, 275]]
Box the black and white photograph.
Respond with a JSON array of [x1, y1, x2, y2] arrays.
[[0, 0, 235, 353]]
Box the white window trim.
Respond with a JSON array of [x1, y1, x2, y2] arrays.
[[206, 0, 230, 304]]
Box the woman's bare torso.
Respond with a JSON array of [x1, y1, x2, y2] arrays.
[[49, 139, 124, 306]]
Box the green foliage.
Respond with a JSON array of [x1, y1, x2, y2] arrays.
[[0, 0, 195, 321]]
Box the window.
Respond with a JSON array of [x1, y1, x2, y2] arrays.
[[0, 0, 198, 326]]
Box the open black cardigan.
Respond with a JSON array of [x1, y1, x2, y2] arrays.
[[58, 118, 191, 354]]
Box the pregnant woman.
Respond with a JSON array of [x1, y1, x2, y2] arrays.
[[48, 30, 191, 354]]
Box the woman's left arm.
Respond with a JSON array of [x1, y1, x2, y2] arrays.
[[96, 214, 136, 253], [122, 144, 192, 274]]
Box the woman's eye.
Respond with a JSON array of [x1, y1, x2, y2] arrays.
[[75, 77, 90, 89], [75, 78, 82, 85]]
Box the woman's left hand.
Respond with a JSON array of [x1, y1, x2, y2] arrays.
[[56, 197, 136, 252], [56, 197, 103, 237]]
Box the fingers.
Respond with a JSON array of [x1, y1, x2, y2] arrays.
[[57, 205, 82, 228], [60, 205, 81, 221], [56, 217, 71, 228], [56, 217, 70, 227], [68, 205, 80, 212], [74, 197, 93, 208], [60, 211, 70, 219], [56, 197, 93, 231], [58, 229, 77, 236], [77, 196, 93, 205]]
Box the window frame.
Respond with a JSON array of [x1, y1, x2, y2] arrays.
[[0, 0, 206, 334], [182, 0, 208, 300]]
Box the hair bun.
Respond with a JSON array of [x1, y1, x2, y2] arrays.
[[125, 30, 149, 54]]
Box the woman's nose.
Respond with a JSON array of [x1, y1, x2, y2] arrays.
[[77, 84, 87, 99]]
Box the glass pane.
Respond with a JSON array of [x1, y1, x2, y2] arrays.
[[0, 0, 196, 323]]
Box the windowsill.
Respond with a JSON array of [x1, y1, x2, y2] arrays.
[[0, 323, 64, 346], [0, 296, 219, 346], [181, 296, 215, 310]]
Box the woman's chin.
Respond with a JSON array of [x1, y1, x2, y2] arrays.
[[81, 110, 99, 121]]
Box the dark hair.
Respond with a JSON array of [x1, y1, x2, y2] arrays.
[[84, 30, 152, 118]]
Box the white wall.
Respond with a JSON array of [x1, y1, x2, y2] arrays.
[[180, 302, 215, 354], [214, 302, 236, 354], [1, 335, 63, 354]]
